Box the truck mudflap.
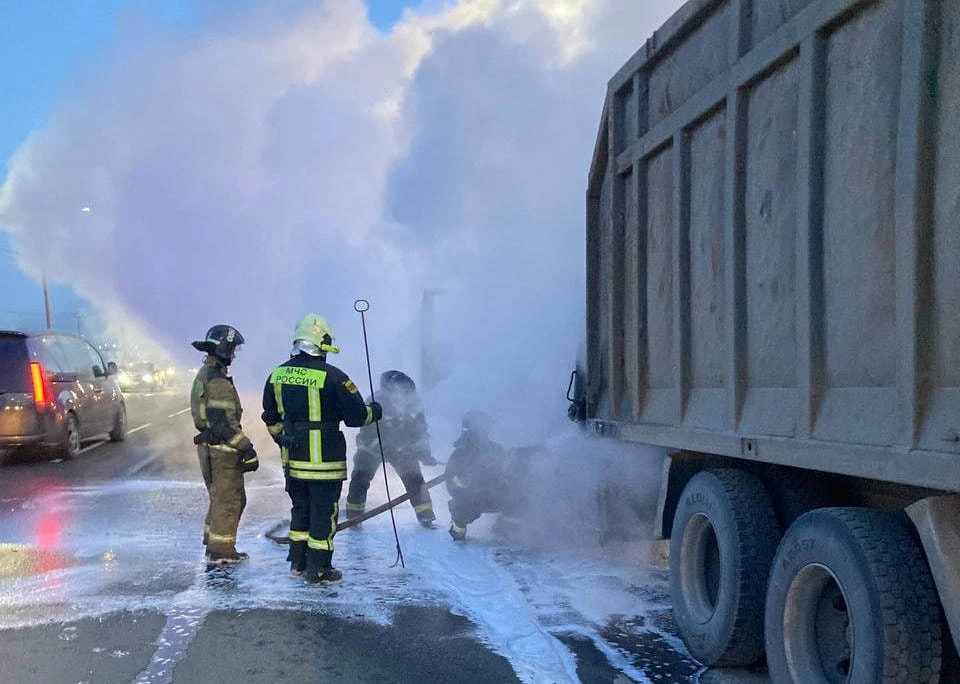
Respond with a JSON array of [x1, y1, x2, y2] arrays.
[[906, 495, 960, 656]]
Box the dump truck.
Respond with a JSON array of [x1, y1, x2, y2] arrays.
[[569, 0, 960, 680]]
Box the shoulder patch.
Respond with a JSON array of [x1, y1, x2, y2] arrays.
[[343, 379, 359, 395]]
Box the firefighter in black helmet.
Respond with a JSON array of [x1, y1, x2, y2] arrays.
[[261, 314, 382, 584], [446, 410, 508, 541], [346, 370, 438, 528], [190, 324, 259, 565]]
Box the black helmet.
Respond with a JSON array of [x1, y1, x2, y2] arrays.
[[380, 370, 416, 392], [461, 410, 494, 435], [192, 325, 245, 363]]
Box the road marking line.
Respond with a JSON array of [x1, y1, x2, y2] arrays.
[[167, 408, 191, 419], [79, 440, 108, 454], [128, 423, 153, 435], [124, 454, 157, 477]]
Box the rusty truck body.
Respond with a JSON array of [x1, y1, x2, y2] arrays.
[[575, 0, 959, 680]]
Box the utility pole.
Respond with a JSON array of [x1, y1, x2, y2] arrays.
[[42, 275, 52, 329]]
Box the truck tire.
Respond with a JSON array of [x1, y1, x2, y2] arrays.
[[670, 468, 780, 666], [765, 508, 942, 683], [761, 468, 839, 531]]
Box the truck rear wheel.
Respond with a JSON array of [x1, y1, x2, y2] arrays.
[[761, 468, 839, 531], [765, 508, 942, 683], [670, 468, 779, 666]]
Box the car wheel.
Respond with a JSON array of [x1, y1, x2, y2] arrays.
[[765, 508, 942, 683], [670, 468, 780, 666], [61, 414, 81, 460], [110, 405, 127, 442]]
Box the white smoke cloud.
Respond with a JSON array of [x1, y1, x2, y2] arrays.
[[0, 0, 683, 443]]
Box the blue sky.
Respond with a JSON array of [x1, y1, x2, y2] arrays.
[[0, 0, 416, 334]]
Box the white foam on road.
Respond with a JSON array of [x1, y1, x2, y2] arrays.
[[0, 476, 678, 682], [399, 526, 581, 683], [133, 606, 208, 684]]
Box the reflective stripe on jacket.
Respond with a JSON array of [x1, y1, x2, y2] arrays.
[[261, 353, 374, 481], [190, 355, 252, 451]]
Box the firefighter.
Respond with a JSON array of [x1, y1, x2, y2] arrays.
[[190, 325, 259, 565], [261, 314, 381, 584], [345, 370, 438, 528], [445, 410, 510, 541]]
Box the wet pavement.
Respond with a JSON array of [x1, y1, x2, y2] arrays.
[[0, 391, 769, 683]]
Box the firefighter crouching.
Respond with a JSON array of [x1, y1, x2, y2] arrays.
[[190, 325, 259, 565], [261, 314, 382, 584], [346, 370, 438, 528], [446, 410, 511, 542]]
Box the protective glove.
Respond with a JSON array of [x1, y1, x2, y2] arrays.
[[369, 401, 383, 422], [239, 445, 259, 473]]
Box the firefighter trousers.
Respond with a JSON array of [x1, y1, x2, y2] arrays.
[[286, 479, 343, 574], [347, 452, 434, 522], [198, 444, 247, 555]]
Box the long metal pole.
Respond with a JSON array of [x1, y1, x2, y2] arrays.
[[354, 299, 405, 569], [42, 275, 52, 329]]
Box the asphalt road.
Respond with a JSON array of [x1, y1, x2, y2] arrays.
[[0, 389, 768, 684]]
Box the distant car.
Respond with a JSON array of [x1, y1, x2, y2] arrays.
[[159, 364, 192, 389], [0, 331, 127, 459], [116, 362, 166, 392]]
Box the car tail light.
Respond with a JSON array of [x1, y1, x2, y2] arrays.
[[30, 362, 51, 412]]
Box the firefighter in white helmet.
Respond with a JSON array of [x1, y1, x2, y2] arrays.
[[261, 314, 381, 584]]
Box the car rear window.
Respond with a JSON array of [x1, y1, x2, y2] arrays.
[[0, 336, 30, 393]]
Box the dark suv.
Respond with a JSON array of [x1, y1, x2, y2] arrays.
[[0, 331, 127, 459]]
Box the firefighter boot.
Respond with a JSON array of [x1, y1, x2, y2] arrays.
[[306, 566, 343, 585], [287, 540, 307, 577], [304, 549, 338, 584], [416, 502, 437, 529], [449, 522, 467, 542], [418, 513, 436, 529]]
